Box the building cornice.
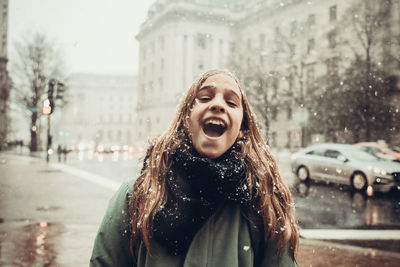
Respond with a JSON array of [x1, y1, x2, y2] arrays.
[[137, 2, 245, 40]]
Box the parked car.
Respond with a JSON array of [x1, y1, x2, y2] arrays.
[[290, 143, 400, 193], [353, 142, 400, 162]]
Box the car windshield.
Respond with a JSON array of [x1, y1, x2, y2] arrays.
[[386, 147, 398, 153], [392, 146, 400, 152], [344, 149, 379, 161]]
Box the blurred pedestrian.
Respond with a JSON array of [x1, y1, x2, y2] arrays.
[[62, 145, 67, 162], [57, 145, 62, 162], [90, 69, 299, 266]]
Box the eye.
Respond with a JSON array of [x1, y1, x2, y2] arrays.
[[227, 100, 238, 107], [198, 96, 211, 102]]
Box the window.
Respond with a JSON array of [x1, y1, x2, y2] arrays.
[[287, 107, 292, 120], [288, 74, 294, 94], [307, 14, 316, 27], [330, 5, 337, 21], [160, 58, 164, 70], [324, 149, 341, 159], [290, 20, 297, 37], [149, 81, 154, 92], [259, 54, 264, 65], [271, 132, 277, 147], [274, 26, 280, 36], [289, 44, 296, 57], [307, 38, 315, 54], [327, 58, 338, 76], [306, 66, 315, 91], [306, 148, 325, 156], [259, 34, 265, 48], [328, 31, 336, 48], [271, 106, 278, 121], [117, 130, 122, 141], [286, 131, 291, 148], [197, 34, 206, 49], [127, 130, 132, 144], [230, 42, 236, 53], [151, 41, 155, 55], [142, 47, 146, 60], [272, 76, 279, 97], [159, 36, 165, 50], [159, 78, 163, 91]]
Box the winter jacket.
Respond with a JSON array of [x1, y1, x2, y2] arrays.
[[90, 179, 297, 267]]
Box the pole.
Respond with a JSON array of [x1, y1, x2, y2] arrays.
[[46, 114, 51, 163]]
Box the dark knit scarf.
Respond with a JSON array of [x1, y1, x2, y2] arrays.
[[152, 141, 251, 255]]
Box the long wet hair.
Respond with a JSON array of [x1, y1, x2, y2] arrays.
[[129, 69, 299, 258]]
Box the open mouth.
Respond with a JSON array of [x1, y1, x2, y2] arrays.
[[202, 119, 226, 137]]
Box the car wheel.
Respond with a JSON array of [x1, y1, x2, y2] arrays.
[[297, 166, 310, 182], [351, 172, 367, 191]]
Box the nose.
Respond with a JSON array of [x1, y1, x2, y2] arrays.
[[209, 96, 225, 113]]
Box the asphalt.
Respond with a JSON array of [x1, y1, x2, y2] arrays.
[[0, 151, 399, 266]]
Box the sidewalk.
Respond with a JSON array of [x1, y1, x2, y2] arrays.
[[0, 152, 399, 266], [0, 152, 114, 266]]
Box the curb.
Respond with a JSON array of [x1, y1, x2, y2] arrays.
[[300, 229, 400, 240]]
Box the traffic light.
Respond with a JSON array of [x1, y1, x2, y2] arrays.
[[48, 79, 56, 100], [56, 82, 65, 100], [48, 79, 56, 114]]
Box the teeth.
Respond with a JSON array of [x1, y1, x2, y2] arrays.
[[205, 119, 226, 128]]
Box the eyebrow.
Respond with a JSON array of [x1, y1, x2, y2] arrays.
[[198, 85, 242, 100]]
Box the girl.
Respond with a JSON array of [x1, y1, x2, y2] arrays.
[[90, 69, 298, 266]]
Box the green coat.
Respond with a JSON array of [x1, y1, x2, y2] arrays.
[[90, 180, 297, 267]]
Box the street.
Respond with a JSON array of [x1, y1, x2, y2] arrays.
[[1, 151, 400, 266]]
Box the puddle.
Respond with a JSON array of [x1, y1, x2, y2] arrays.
[[0, 222, 64, 266]]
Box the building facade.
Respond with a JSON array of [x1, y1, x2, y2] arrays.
[[136, 0, 400, 148], [56, 74, 137, 151], [0, 0, 10, 148]]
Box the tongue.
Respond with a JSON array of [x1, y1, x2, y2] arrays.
[[203, 124, 224, 137]]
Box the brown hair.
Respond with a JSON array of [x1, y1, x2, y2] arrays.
[[129, 69, 298, 258]]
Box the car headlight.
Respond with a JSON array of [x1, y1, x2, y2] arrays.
[[368, 166, 387, 175], [375, 177, 391, 184]]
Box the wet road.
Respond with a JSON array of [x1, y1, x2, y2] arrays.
[[65, 151, 400, 230], [292, 180, 400, 229]]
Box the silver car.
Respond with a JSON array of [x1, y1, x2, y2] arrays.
[[290, 143, 400, 193]]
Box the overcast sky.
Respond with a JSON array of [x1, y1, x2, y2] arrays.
[[8, 0, 153, 76]]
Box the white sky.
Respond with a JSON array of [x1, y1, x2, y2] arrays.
[[8, 0, 154, 75]]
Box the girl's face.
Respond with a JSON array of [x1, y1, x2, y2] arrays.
[[188, 73, 244, 159]]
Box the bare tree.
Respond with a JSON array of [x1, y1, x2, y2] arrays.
[[229, 41, 281, 144], [271, 21, 316, 147], [344, 0, 393, 140], [306, 0, 398, 143], [11, 33, 65, 152]]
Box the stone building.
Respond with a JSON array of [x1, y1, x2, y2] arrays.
[[56, 74, 137, 151], [136, 0, 400, 148], [0, 0, 10, 148]]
